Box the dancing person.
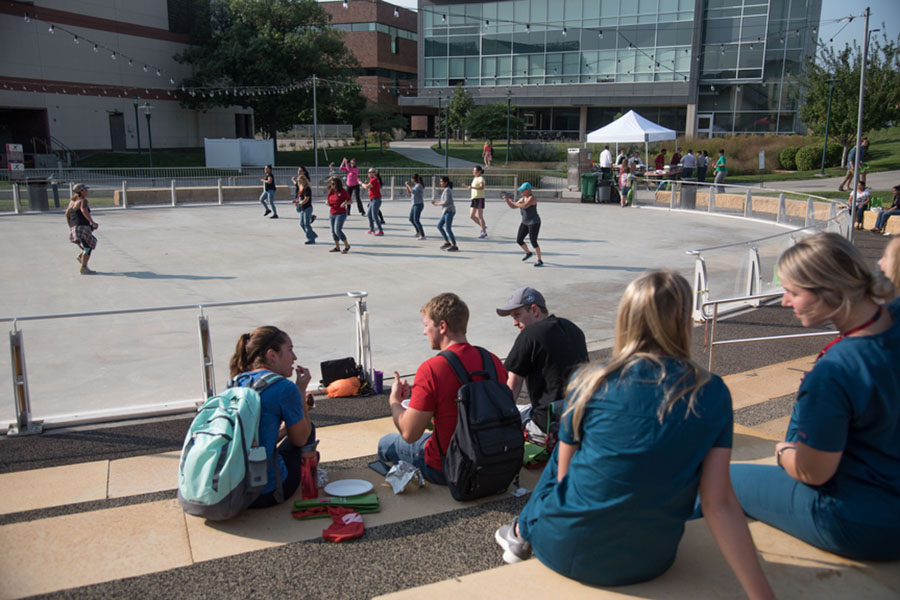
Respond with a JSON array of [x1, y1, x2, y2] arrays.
[[848, 181, 871, 230], [259, 164, 278, 218], [714, 149, 727, 192], [377, 293, 507, 485], [66, 183, 99, 275], [464, 166, 487, 238], [228, 326, 317, 509], [879, 236, 900, 291], [495, 271, 774, 599], [340, 157, 366, 215], [292, 170, 316, 245], [405, 174, 426, 240], [729, 232, 899, 561], [326, 177, 351, 254], [872, 185, 900, 235], [361, 168, 384, 236], [503, 183, 543, 267], [433, 176, 458, 252], [483, 140, 493, 167]]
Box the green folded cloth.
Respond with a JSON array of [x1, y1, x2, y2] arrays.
[[294, 493, 381, 516]]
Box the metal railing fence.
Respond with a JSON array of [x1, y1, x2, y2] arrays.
[[1, 167, 566, 213], [627, 179, 849, 321], [702, 292, 837, 372], [4, 291, 372, 436]]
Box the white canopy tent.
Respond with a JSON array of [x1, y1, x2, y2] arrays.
[[585, 110, 676, 168]]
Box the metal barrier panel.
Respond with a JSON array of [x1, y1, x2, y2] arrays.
[[3, 292, 371, 433]]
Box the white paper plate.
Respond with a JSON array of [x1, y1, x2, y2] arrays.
[[401, 399, 411, 409], [324, 479, 374, 497]]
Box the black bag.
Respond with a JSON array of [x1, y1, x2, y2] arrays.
[[436, 347, 524, 501], [320, 357, 360, 387]]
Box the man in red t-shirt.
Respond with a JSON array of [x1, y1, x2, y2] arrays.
[[377, 292, 507, 484]]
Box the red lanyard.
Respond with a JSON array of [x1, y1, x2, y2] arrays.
[[816, 306, 883, 361]]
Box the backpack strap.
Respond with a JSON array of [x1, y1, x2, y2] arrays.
[[438, 349, 471, 386], [433, 347, 499, 459]]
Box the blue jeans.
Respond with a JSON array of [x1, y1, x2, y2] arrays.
[[728, 464, 900, 560], [259, 190, 276, 215], [377, 432, 446, 485], [875, 208, 900, 230], [409, 203, 425, 236], [367, 197, 383, 233], [330, 213, 347, 242], [437, 211, 456, 245], [299, 206, 316, 242]]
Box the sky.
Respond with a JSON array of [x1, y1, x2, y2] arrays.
[[368, 1, 900, 53]]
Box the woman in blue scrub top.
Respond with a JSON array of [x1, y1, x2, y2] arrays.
[[495, 271, 773, 599], [731, 232, 900, 560]]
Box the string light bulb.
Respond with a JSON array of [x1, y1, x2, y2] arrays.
[[24, 12, 31, 22], [93, 44, 99, 52], [598, 30, 603, 39], [562, 27, 567, 36], [111, 52, 117, 60], [342, 1, 348, 8], [73, 35, 80, 44], [393, 7, 399, 18], [441, 14, 446, 24], [48, 24, 54, 33]]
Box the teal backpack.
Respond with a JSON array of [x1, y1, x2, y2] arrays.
[[177, 372, 284, 520]]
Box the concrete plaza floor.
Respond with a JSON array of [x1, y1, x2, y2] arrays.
[[0, 198, 784, 429]]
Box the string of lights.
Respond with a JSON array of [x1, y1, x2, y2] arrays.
[[11, 4, 419, 99]]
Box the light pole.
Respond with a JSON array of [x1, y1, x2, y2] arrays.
[[506, 89, 511, 165], [436, 94, 442, 150], [444, 95, 449, 171], [849, 9, 871, 241], [132, 100, 142, 160], [139, 103, 154, 168], [819, 78, 837, 176]]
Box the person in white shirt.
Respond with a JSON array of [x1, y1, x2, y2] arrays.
[[598, 145, 613, 180], [681, 150, 698, 179]]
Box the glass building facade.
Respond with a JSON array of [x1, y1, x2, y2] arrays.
[[404, 0, 821, 137]]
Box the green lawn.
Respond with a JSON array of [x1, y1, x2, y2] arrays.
[[78, 146, 430, 169], [428, 141, 511, 165]]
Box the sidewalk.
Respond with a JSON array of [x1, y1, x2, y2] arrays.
[[389, 139, 480, 168], [752, 169, 900, 194]]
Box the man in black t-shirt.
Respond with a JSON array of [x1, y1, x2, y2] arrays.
[[497, 287, 588, 444]]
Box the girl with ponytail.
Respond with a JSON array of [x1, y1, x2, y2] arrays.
[[228, 326, 317, 509], [731, 232, 900, 560]]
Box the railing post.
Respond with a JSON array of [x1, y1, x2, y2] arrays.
[[121, 180, 128, 209], [171, 180, 177, 207], [708, 302, 720, 372], [804, 197, 815, 227], [217, 178, 223, 205], [776, 193, 786, 224], [431, 176, 437, 202], [352, 293, 373, 385], [8, 327, 42, 436], [12, 183, 21, 213], [513, 174, 519, 201], [692, 254, 708, 322], [708, 185, 716, 213], [744, 189, 753, 218], [390, 176, 396, 202], [198, 314, 215, 400], [746, 246, 761, 305]]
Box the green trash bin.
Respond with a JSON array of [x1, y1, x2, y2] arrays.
[[581, 172, 599, 203]]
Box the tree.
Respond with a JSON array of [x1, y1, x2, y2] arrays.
[[445, 83, 474, 141], [798, 30, 900, 164], [465, 103, 524, 144], [360, 102, 407, 152], [175, 0, 361, 155]]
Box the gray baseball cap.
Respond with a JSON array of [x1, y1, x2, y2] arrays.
[[496, 287, 546, 316]]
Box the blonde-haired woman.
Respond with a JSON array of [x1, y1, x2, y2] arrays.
[[731, 232, 899, 560], [879, 236, 900, 290], [495, 271, 773, 598]]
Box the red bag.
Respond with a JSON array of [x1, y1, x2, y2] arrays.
[[322, 507, 364, 542], [300, 454, 319, 499]]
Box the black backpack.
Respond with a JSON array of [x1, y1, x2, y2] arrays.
[[435, 347, 524, 501]]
